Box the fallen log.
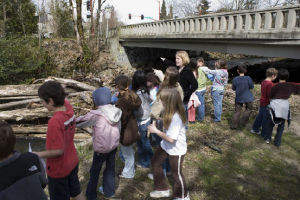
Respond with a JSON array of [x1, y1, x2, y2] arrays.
[[0, 98, 41, 110], [0, 84, 77, 97], [0, 96, 38, 101], [0, 91, 92, 110], [0, 107, 50, 121], [12, 125, 47, 134], [48, 77, 96, 91]]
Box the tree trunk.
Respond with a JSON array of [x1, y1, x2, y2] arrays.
[[90, 0, 95, 37], [3, 1, 6, 34], [0, 98, 41, 110], [18, 0, 26, 37], [76, 0, 85, 48], [69, 0, 80, 45]]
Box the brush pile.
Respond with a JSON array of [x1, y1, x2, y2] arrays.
[[0, 77, 99, 138]]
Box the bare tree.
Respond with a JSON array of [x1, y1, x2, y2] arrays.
[[68, 0, 80, 44]]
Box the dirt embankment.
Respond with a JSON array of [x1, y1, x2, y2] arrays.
[[42, 39, 135, 86]]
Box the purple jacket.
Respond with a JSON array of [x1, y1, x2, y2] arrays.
[[76, 104, 122, 153]]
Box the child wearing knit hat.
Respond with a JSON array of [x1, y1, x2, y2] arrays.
[[76, 87, 122, 199]]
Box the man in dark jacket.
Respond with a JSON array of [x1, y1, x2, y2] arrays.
[[0, 120, 47, 200]]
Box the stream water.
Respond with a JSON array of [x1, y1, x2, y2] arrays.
[[15, 136, 46, 153]]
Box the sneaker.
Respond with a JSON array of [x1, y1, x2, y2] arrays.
[[250, 129, 260, 135], [149, 190, 170, 198], [173, 193, 190, 200], [147, 173, 154, 180], [265, 139, 270, 144], [119, 174, 134, 179], [98, 186, 115, 198]]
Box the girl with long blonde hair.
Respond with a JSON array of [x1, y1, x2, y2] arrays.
[[148, 88, 190, 200]]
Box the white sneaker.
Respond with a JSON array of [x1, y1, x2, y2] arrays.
[[265, 139, 270, 144], [173, 193, 190, 200], [147, 173, 154, 180], [149, 190, 170, 198]]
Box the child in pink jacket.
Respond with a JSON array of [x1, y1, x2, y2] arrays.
[[76, 87, 122, 199]]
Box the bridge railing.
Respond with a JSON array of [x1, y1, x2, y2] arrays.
[[119, 5, 300, 38]]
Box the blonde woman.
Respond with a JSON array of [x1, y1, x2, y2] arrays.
[[176, 51, 198, 114]]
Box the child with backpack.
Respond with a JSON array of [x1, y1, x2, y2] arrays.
[[148, 88, 190, 200], [76, 87, 121, 199], [115, 75, 142, 178]]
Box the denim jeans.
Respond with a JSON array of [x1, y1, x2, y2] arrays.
[[137, 120, 153, 168], [195, 90, 206, 121], [211, 89, 224, 122], [86, 149, 117, 200], [264, 112, 285, 147], [120, 144, 135, 178], [252, 106, 268, 137]]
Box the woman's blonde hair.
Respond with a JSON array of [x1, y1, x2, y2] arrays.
[[159, 88, 186, 130], [176, 51, 190, 66], [114, 75, 137, 102]]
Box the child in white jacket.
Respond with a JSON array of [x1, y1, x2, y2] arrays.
[[76, 87, 122, 199]]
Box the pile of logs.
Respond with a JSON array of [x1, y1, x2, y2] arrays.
[[0, 77, 98, 137]]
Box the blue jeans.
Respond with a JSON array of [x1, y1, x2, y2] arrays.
[[120, 144, 135, 178], [211, 89, 224, 122], [252, 106, 268, 137], [86, 149, 117, 199], [195, 90, 206, 121], [264, 112, 285, 147], [137, 120, 153, 168]]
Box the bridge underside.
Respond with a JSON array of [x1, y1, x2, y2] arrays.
[[120, 38, 300, 59]]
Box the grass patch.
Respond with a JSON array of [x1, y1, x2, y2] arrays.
[[77, 84, 300, 200]]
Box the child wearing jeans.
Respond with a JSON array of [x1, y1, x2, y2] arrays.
[[251, 68, 278, 137], [202, 59, 228, 122], [231, 65, 254, 129], [132, 70, 153, 168], [115, 75, 142, 178], [35, 81, 85, 200], [148, 88, 190, 200], [76, 87, 121, 199], [263, 69, 300, 146]]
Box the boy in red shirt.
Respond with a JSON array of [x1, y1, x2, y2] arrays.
[[35, 81, 85, 200], [251, 68, 277, 137]]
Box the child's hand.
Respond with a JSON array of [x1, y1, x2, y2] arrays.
[[32, 151, 41, 157], [148, 124, 159, 134]]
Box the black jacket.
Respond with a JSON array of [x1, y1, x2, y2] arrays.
[[0, 152, 47, 200], [179, 66, 198, 103]]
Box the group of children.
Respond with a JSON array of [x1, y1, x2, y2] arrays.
[[1, 51, 299, 200]]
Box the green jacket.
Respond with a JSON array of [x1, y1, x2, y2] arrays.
[[197, 67, 208, 91]]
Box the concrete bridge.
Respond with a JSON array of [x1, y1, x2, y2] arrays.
[[115, 5, 300, 59]]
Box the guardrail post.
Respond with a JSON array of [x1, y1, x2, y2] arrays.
[[245, 14, 251, 30], [264, 12, 272, 29], [287, 9, 296, 30], [254, 13, 261, 30], [195, 19, 200, 32], [220, 16, 227, 31], [228, 16, 234, 30], [201, 18, 207, 31], [275, 10, 284, 29], [190, 19, 195, 32], [213, 17, 219, 31], [207, 18, 213, 31]]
